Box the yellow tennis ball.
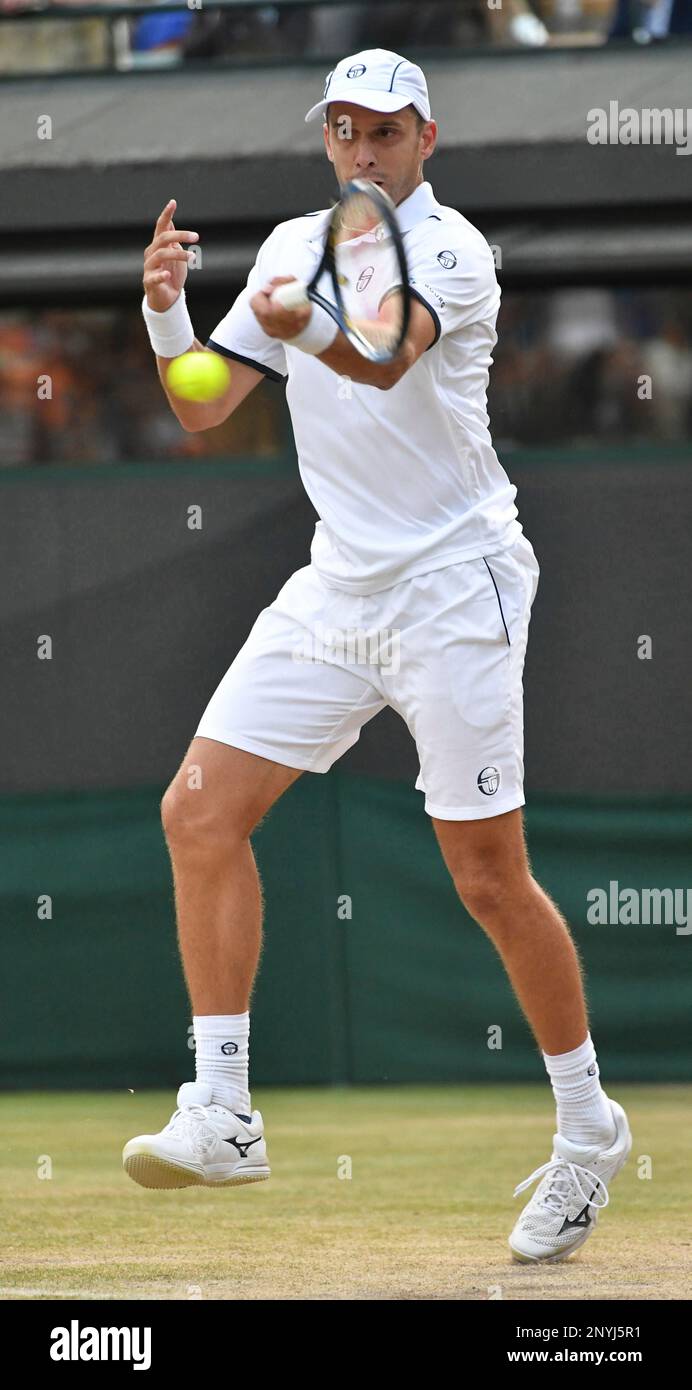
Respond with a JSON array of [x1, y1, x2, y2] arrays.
[[166, 351, 231, 402]]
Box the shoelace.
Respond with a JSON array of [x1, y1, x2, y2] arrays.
[[513, 1158, 610, 1216], [165, 1103, 217, 1158]]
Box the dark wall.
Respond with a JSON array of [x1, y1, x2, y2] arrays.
[[3, 48, 691, 235], [2, 449, 690, 797]]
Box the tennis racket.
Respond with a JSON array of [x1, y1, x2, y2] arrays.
[[271, 179, 410, 363]]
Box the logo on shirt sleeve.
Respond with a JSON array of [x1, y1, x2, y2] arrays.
[[436, 250, 457, 269], [416, 281, 445, 309]]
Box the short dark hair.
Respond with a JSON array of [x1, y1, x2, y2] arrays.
[[326, 102, 426, 131]]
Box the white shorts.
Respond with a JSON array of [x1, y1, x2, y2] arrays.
[[195, 533, 540, 821]]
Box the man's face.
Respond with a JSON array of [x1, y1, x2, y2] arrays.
[[323, 102, 436, 207]]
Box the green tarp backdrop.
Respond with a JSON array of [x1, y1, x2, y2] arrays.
[[2, 778, 690, 1089]]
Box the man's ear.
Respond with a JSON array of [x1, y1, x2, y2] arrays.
[[323, 123, 334, 165]]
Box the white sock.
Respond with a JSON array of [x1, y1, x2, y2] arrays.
[[543, 1032, 616, 1147], [193, 1013, 251, 1118]]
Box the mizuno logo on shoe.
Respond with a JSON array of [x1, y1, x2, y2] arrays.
[[558, 1188, 597, 1233], [225, 1134, 262, 1159], [559, 1204, 591, 1232]]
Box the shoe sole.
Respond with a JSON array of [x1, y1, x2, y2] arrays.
[[123, 1154, 270, 1190], [508, 1222, 594, 1263]]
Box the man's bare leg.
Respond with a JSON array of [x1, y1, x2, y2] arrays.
[[161, 736, 302, 1013], [432, 807, 616, 1145], [122, 739, 301, 1187], [433, 807, 586, 1055]]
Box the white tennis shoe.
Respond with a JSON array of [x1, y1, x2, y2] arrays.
[[508, 1097, 632, 1262], [122, 1081, 270, 1189]]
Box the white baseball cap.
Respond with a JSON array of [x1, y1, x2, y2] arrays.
[[304, 48, 431, 124]]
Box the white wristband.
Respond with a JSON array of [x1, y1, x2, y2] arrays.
[[284, 301, 339, 356], [141, 287, 194, 358]]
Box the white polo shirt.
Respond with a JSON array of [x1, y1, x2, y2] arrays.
[[207, 179, 522, 595]]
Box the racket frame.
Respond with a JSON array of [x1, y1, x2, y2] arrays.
[[287, 178, 411, 364]]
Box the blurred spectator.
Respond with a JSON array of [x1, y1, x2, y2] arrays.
[[183, 4, 310, 62], [546, 288, 620, 358], [485, 0, 550, 46], [130, 3, 195, 68], [0, 0, 110, 74], [566, 338, 646, 440], [608, 0, 692, 39], [640, 319, 692, 438]]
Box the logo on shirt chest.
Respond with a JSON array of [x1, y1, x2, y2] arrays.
[[356, 265, 375, 292]]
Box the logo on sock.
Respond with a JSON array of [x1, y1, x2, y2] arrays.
[[221, 1041, 239, 1055], [587, 1063, 597, 1076]]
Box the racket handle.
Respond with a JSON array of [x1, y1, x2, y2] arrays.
[[272, 280, 309, 310]]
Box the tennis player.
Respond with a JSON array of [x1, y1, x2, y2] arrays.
[[129, 49, 631, 1263]]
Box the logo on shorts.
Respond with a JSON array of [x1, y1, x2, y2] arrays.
[[477, 766, 500, 796], [437, 250, 457, 269], [221, 1042, 239, 1055]]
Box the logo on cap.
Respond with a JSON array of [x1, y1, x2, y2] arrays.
[[347, 64, 366, 78]]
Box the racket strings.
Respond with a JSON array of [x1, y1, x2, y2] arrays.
[[329, 183, 409, 361], [334, 191, 388, 242]]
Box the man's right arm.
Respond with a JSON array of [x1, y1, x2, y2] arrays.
[[142, 198, 271, 433], [156, 339, 264, 433]]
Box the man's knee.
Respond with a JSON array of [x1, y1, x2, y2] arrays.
[[160, 777, 249, 850], [452, 865, 532, 926], [434, 809, 533, 926]]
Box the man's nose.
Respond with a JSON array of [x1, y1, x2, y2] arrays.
[[352, 142, 376, 169]]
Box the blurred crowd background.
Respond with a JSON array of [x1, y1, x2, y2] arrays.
[[2, 0, 691, 466], [1, 1, 691, 77], [1, 287, 690, 466]]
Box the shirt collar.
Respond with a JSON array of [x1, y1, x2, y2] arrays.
[[307, 180, 439, 244], [393, 180, 440, 235]]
